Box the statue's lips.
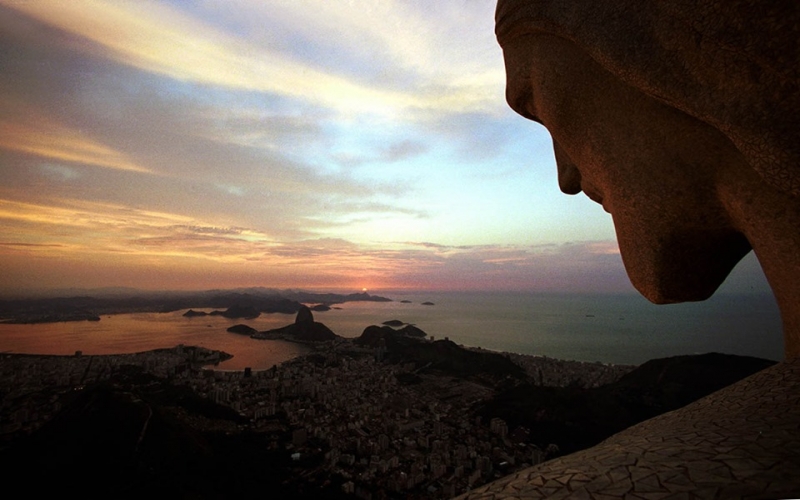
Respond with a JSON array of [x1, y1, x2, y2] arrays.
[[581, 183, 610, 213]]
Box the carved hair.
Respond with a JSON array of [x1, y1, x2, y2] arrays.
[[495, 0, 800, 196]]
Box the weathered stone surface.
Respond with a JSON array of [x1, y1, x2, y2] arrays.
[[458, 359, 800, 499], [495, 0, 800, 357], [489, 0, 800, 496], [495, 0, 800, 197]]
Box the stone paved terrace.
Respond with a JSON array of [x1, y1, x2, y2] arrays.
[[458, 358, 800, 499]]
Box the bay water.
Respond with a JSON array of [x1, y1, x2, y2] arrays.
[[0, 291, 783, 369]]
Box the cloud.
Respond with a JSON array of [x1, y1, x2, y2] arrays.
[[0, 242, 66, 248], [387, 241, 631, 292], [0, 0, 523, 251], [0, 1, 649, 295], [0, 19, 424, 242], [332, 139, 430, 168], [38, 163, 81, 181], [262, 239, 630, 292], [383, 140, 429, 162], [400, 241, 480, 251], [0, 0, 503, 120], [196, 0, 506, 111], [0, 114, 152, 174], [0, 197, 204, 245], [0, 201, 628, 291], [169, 225, 245, 236]]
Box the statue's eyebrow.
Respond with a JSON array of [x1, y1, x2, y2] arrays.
[[494, 0, 539, 44]]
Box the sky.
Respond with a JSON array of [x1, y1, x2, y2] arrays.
[[0, 0, 773, 296]]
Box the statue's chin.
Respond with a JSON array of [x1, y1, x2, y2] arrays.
[[634, 276, 719, 305], [617, 228, 753, 305]]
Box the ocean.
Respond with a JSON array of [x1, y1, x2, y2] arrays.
[[0, 291, 784, 369]]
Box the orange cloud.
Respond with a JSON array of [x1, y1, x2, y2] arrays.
[[586, 241, 621, 255], [0, 116, 151, 174], [0, 193, 633, 294]]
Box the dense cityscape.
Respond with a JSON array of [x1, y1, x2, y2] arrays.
[[0, 335, 633, 498]]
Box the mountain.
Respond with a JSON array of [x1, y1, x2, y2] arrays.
[[355, 324, 525, 381], [258, 305, 340, 341]]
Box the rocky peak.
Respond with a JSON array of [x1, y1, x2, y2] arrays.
[[295, 305, 313, 328]]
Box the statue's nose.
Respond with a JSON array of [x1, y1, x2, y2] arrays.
[[553, 140, 582, 195]]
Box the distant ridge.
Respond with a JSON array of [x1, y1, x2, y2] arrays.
[[0, 288, 393, 324], [0, 286, 392, 300]]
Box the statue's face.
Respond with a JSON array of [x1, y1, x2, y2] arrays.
[[501, 34, 752, 303]]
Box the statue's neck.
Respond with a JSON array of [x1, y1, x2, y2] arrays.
[[751, 241, 800, 360], [721, 168, 800, 360]]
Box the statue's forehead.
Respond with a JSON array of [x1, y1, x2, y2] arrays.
[[494, 0, 800, 197], [494, 0, 568, 43]]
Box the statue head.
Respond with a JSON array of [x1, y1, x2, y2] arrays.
[[495, 0, 800, 306]]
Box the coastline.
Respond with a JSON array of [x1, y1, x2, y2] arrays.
[[0, 291, 784, 367], [0, 341, 775, 498]]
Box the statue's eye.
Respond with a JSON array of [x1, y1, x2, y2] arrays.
[[506, 86, 542, 125]]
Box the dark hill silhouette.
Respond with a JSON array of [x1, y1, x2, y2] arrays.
[[406, 338, 525, 380], [227, 324, 257, 335], [354, 324, 396, 347], [474, 353, 775, 456], [399, 324, 427, 337], [355, 325, 525, 381], [259, 305, 339, 341], [211, 304, 261, 319], [355, 324, 427, 347], [1, 380, 215, 497], [0, 370, 344, 498]]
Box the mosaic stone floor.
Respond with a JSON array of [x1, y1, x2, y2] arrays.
[[459, 358, 800, 499]]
